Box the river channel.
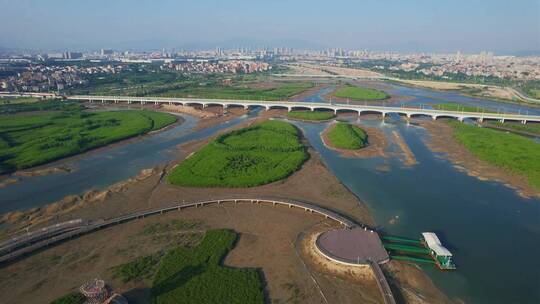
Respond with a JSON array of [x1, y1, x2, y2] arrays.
[[1, 84, 539, 303]]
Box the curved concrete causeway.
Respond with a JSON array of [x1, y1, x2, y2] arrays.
[[0, 197, 357, 263]]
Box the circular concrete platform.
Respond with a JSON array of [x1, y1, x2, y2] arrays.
[[316, 228, 389, 265]]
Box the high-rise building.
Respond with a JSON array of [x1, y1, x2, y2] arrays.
[[101, 49, 113, 56]]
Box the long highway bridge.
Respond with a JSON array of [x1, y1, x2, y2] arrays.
[[67, 95, 540, 124]]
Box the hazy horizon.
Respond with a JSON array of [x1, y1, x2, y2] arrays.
[[1, 0, 539, 54]]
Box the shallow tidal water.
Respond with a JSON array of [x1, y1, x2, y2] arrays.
[[291, 117, 540, 304]]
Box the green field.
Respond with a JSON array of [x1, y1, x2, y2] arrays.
[[155, 82, 313, 101], [449, 121, 540, 190], [0, 97, 40, 105], [435, 103, 495, 113], [286, 110, 336, 121], [0, 99, 82, 114], [326, 122, 368, 150], [333, 85, 388, 100], [529, 89, 540, 99], [168, 120, 307, 187], [486, 121, 540, 136], [0, 110, 177, 174], [152, 229, 264, 304]]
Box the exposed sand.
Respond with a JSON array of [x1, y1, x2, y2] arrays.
[[161, 104, 217, 118], [420, 120, 539, 199], [395, 79, 522, 102], [294, 64, 384, 78], [13, 166, 73, 177], [286, 64, 333, 76], [391, 130, 418, 166], [0, 177, 19, 189]]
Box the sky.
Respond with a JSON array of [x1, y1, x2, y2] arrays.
[[0, 0, 539, 54]]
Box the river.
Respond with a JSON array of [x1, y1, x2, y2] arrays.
[[0, 111, 259, 213], [1, 84, 539, 303]]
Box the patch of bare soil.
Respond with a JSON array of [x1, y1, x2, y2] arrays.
[[194, 106, 248, 130], [14, 166, 74, 177], [161, 104, 217, 118], [420, 120, 539, 199], [298, 224, 383, 304], [0, 177, 19, 189], [383, 261, 453, 304], [320, 122, 389, 159]]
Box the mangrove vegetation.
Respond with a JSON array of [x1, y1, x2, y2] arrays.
[[167, 120, 307, 187]]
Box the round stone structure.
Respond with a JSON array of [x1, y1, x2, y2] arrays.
[[316, 228, 389, 265]]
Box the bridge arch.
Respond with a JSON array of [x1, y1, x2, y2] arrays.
[[434, 115, 460, 121], [312, 107, 336, 113], [244, 104, 267, 110], [224, 103, 247, 109], [267, 105, 290, 111], [408, 113, 433, 119], [359, 110, 384, 117], [184, 102, 204, 107], [335, 108, 360, 115], [290, 106, 313, 111]]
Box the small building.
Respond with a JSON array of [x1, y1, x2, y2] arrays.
[[421, 232, 455, 270]]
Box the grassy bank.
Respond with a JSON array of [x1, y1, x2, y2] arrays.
[[0, 97, 40, 105], [155, 82, 313, 101], [0, 109, 177, 174], [286, 110, 336, 121], [168, 120, 307, 187], [449, 121, 540, 190], [435, 103, 495, 113], [486, 121, 540, 136], [0, 99, 82, 114], [326, 122, 368, 150], [333, 85, 388, 100], [152, 229, 264, 304]]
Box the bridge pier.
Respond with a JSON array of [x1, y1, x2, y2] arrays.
[[522, 120, 527, 124], [458, 117, 464, 122], [500, 119, 505, 123]]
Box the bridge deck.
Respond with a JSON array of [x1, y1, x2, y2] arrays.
[[66, 94, 540, 123]]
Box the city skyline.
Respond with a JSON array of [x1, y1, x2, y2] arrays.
[[0, 0, 539, 54]]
